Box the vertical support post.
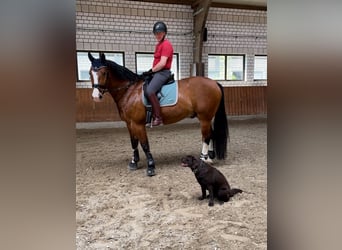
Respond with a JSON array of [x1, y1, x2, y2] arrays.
[[192, 0, 212, 76]]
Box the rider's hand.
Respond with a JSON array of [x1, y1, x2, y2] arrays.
[[142, 69, 153, 76]]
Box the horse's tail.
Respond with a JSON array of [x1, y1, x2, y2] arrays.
[[213, 82, 229, 160]]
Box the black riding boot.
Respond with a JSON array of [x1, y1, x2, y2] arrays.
[[148, 93, 163, 126]]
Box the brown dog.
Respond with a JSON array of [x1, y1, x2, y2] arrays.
[[181, 155, 242, 206]]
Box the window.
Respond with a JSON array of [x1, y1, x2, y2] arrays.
[[208, 54, 245, 81], [227, 55, 244, 80], [254, 55, 267, 80], [208, 55, 225, 80], [136, 53, 179, 80], [76, 51, 124, 81]]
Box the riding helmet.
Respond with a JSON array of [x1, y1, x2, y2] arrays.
[[153, 21, 167, 34]]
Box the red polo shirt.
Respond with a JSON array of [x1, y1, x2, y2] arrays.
[[153, 39, 173, 70]]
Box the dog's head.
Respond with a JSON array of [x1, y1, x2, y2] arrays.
[[181, 155, 199, 171]]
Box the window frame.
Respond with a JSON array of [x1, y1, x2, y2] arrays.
[[135, 52, 180, 80], [208, 54, 246, 81], [76, 50, 125, 82]]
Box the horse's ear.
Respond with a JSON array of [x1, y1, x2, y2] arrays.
[[88, 52, 95, 62], [100, 53, 106, 62]]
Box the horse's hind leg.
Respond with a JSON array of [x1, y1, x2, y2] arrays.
[[208, 139, 215, 159], [200, 121, 215, 163], [128, 136, 140, 170], [201, 139, 214, 163]]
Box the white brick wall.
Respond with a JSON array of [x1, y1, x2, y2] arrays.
[[76, 0, 267, 88], [205, 7, 267, 86]]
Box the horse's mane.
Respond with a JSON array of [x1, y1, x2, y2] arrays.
[[105, 60, 144, 82]]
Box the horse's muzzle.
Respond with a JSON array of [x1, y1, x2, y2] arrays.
[[92, 88, 103, 102]]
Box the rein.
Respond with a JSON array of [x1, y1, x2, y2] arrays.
[[110, 80, 136, 92], [93, 84, 108, 94]]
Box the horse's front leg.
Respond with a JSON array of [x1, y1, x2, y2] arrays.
[[141, 141, 155, 176], [131, 123, 156, 177], [128, 135, 140, 171]]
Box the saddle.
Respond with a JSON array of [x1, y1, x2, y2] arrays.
[[142, 74, 178, 124], [163, 74, 175, 85]]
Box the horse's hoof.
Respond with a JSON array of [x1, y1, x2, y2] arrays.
[[203, 158, 213, 164], [146, 167, 156, 176], [208, 150, 216, 159], [129, 161, 138, 171], [200, 154, 213, 164]]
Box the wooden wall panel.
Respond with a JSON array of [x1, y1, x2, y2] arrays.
[[76, 86, 267, 122], [76, 89, 121, 122], [224, 86, 267, 116]]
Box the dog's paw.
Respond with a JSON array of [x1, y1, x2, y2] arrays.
[[198, 196, 205, 200], [208, 201, 214, 206]]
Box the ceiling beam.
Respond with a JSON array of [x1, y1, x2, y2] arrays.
[[211, 2, 266, 11], [131, 0, 194, 6], [130, 0, 266, 10]]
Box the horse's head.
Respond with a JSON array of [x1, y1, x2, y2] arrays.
[[88, 52, 109, 102]]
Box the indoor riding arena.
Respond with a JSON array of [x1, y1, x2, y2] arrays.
[[76, 0, 267, 249]]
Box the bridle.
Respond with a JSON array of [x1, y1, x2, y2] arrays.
[[90, 65, 137, 94], [91, 66, 109, 95]]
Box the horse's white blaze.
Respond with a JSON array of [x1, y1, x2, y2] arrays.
[[91, 70, 102, 101], [91, 70, 98, 84], [92, 88, 101, 100]]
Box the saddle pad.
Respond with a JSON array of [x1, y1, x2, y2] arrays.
[[142, 81, 178, 107]]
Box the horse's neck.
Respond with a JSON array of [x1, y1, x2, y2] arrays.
[[109, 80, 142, 105]]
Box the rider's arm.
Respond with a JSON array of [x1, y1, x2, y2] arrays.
[[152, 56, 168, 72]]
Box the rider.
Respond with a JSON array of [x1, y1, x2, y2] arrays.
[[143, 21, 174, 127]]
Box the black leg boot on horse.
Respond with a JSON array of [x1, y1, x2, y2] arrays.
[[148, 93, 163, 127]]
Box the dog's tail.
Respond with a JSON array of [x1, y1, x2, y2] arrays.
[[229, 188, 243, 197]]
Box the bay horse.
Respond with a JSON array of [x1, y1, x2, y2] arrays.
[[88, 52, 228, 176]]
